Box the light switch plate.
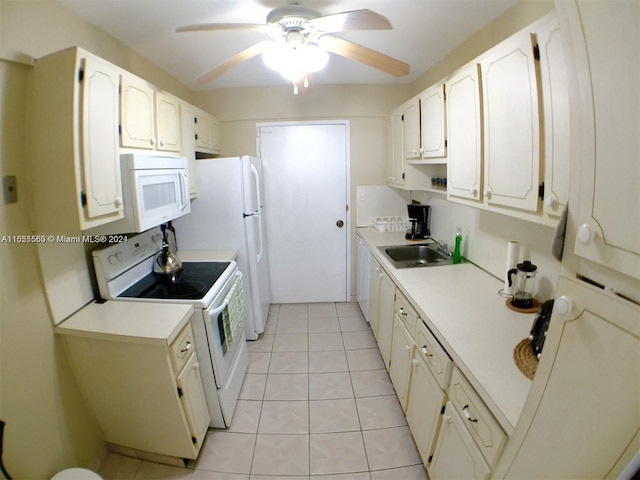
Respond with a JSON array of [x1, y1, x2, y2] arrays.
[[3, 175, 17, 203]]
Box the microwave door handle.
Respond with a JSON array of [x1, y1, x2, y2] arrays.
[[179, 171, 189, 211]]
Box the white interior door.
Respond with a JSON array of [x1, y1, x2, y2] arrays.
[[257, 122, 350, 303]]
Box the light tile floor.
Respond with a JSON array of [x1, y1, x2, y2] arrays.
[[99, 302, 428, 480]]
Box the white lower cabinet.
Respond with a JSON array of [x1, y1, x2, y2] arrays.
[[406, 350, 446, 466], [429, 401, 491, 480], [388, 314, 414, 411], [376, 268, 396, 369], [62, 321, 210, 460]]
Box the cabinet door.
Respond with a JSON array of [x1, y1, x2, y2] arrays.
[[403, 98, 421, 159], [367, 258, 382, 339], [387, 106, 405, 186], [180, 102, 198, 198], [496, 276, 640, 479], [420, 84, 446, 158], [377, 268, 395, 369], [563, 0, 640, 280], [194, 109, 213, 149], [356, 237, 371, 322], [79, 55, 123, 222], [446, 63, 483, 201], [176, 353, 210, 449], [155, 91, 181, 152], [120, 74, 156, 149], [537, 15, 570, 216], [389, 314, 414, 410], [406, 352, 446, 466], [429, 402, 491, 480], [481, 31, 541, 212]]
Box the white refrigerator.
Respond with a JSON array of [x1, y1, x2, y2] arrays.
[[174, 155, 271, 340]]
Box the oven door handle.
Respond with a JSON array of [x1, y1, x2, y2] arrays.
[[206, 273, 243, 324]]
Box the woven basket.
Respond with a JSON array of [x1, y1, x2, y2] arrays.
[[513, 338, 538, 380]]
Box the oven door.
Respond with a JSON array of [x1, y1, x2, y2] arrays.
[[203, 271, 246, 388], [130, 168, 190, 231]]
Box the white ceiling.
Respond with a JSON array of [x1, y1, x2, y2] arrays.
[[58, 0, 519, 90]]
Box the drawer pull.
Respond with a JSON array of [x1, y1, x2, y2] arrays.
[[180, 341, 192, 354], [421, 345, 432, 357], [399, 307, 408, 316], [405, 344, 411, 351], [463, 405, 478, 423]]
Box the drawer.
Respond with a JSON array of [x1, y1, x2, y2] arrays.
[[395, 290, 418, 337], [415, 319, 452, 390], [170, 323, 195, 373], [448, 367, 506, 466]]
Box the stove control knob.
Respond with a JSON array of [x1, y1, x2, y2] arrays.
[[115, 252, 123, 261]]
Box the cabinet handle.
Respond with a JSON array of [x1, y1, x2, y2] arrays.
[[180, 341, 192, 354], [114, 196, 122, 209], [149, 136, 156, 146], [193, 362, 200, 371], [483, 188, 492, 199], [159, 138, 165, 147], [412, 358, 419, 366], [556, 295, 574, 315], [578, 224, 595, 245], [470, 187, 478, 197], [443, 412, 452, 424], [421, 345, 432, 357], [405, 344, 411, 351], [544, 195, 556, 208], [399, 307, 407, 316], [462, 405, 478, 423]]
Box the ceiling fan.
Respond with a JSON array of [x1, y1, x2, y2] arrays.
[[176, 2, 410, 87]]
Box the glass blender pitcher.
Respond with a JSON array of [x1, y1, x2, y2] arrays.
[[507, 260, 538, 308]]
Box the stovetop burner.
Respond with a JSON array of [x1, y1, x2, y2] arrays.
[[119, 261, 230, 301]]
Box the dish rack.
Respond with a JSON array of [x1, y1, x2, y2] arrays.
[[370, 216, 411, 232]]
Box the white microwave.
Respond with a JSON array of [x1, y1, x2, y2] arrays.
[[86, 153, 191, 235]]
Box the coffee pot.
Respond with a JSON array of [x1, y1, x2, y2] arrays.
[[508, 260, 537, 308]]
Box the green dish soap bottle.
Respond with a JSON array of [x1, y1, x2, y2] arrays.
[[453, 230, 462, 264]]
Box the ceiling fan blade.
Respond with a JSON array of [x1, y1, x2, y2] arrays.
[[309, 9, 392, 33], [177, 23, 268, 33], [195, 41, 271, 84], [319, 36, 409, 77]]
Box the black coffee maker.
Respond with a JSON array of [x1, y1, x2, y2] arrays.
[[406, 204, 431, 240]]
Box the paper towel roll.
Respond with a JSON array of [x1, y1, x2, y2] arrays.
[[504, 241, 520, 295]]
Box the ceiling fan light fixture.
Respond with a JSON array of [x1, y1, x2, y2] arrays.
[[262, 42, 329, 83]]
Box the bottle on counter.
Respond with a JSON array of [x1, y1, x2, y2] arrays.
[[453, 230, 462, 264]]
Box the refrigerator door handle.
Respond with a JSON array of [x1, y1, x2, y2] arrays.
[[249, 162, 262, 213], [256, 214, 264, 263]]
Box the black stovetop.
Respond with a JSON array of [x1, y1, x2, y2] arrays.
[[119, 261, 230, 300]]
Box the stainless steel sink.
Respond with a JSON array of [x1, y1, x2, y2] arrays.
[[378, 243, 453, 268]]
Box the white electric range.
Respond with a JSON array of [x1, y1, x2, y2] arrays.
[[92, 226, 248, 428]]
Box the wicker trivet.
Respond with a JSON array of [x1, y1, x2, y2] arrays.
[[513, 338, 538, 380]]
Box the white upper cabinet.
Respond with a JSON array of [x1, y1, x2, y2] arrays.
[[481, 30, 541, 212], [30, 47, 124, 232], [537, 15, 570, 216], [121, 74, 181, 152], [387, 106, 405, 186], [155, 91, 182, 152], [194, 107, 221, 155], [419, 84, 447, 159], [179, 101, 198, 199], [560, 0, 640, 281], [79, 55, 124, 222], [446, 63, 483, 201], [403, 97, 421, 160]]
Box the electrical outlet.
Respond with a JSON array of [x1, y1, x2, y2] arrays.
[[3, 176, 17, 204]]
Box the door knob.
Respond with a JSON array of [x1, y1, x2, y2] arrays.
[[336, 220, 344, 228]]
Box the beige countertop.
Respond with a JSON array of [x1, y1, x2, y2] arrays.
[[55, 301, 193, 345], [358, 227, 533, 434]]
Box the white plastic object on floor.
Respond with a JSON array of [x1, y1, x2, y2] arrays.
[[51, 467, 102, 480]]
